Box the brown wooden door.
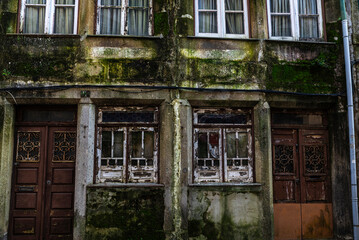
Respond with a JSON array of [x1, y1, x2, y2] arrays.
[[273, 128, 333, 240], [9, 126, 76, 240]]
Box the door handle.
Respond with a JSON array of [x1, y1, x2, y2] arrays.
[[295, 179, 300, 184], [46, 180, 52, 185]]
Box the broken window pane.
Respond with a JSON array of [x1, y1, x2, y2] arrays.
[[101, 131, 111, 157], [238, 132, 248, 158], [144, 131, 154, 158], [198, 133, 208, 158], [226, 132, 236, 158], [113, 131, 124, 157], [131, 131, 142, 158]]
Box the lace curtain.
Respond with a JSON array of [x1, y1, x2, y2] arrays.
[[24, 0, 46, 33], [198, 0, 217, 33], [225, 0, 244, 34], [100, 0, 122, 34], [298, 0, 318, 38], [54, 0, 75, 34], [128, 0, 149, 36], [270, 0, 291, 36]]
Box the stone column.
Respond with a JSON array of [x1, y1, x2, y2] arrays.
[[0, 99, 15, 240], [73, 98, 96, 240], [253, 100, 273, 239], [162, 98, 192, 240]]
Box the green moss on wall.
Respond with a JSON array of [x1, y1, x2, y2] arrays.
[[86, 187, 165, 240], [154, 12, 169, 36]]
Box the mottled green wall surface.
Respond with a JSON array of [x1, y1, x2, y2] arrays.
[[86, 187, 165, 240], [188, 188, 263, 240]]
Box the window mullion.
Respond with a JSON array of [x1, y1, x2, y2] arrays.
[[73, 0, 79, 34], [222, 129, 227, 182], [121, 0, 127, 35], [292, 0, 299, 39], [44, 0, 53, 33], [111, 131, 114, 158], [218, 0, 224, 37], [125, 127, 129, 183]]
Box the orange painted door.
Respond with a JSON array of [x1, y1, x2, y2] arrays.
[[273, 129, 333, 240], [9, 127, 76, 240]]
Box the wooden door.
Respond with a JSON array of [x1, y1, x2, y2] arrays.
[[9, 127, 76, 240], [273, 129, 332, 240]]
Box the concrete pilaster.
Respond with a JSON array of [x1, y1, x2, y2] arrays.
[[0, 99, 14, 240], [254, 100, 273, 239], [74, 99, 95, 240], [162, 98, 192, 240]]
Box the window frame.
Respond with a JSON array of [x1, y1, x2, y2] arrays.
[[96, 106, 159, 183], [96, 0, 153, 36], [194, 0, 249, 38], [19, 0, 79, 34], [266, 0, 324, 40], [192, 108, 254, 183]]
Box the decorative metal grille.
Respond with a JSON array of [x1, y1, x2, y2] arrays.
[[274, 145, 294, 174], [304, 145, 325, 174], [53, 132, 76, 162], [16, 132, 41, 162]]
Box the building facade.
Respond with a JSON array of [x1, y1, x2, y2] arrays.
[[0, 0, 355, 239]]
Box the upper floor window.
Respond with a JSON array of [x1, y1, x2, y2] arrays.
[[267, 0, 323, 40], [96, 0, 152, 36], [97, 107, 159, 183], [19, 0, 78, 34], [193, 108, 253, 183], [195, 0, 249, 38]]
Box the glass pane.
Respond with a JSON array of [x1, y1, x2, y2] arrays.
[[101, 131, 111, 157], [22, 110, 75, 122], [198, 133, 208, 158], [199, 0, 217, 9], [113, 131, 123, 157], [198, 113, 247, 124], [225, 13, 244, 34], [300, 17, 318, 38], [54, 7, 74, 34], [270, 0, 290, 13], [27, 0, 46, 4], [101, 159, 107, 166], [56, 0, 75, 4], [199, 12, 217, 33], [128, 8, 149, 36], [238, 132, 248, 158], [144, 131, 154, 158], [129, 0, 149, 7], [225, 0, 243, 10], [298, 0, 317, 14], [226, 132, 236, 158], [100, 8, 121, 34], [131, 131, 142, 158], [209, 132, 219, 158], [101, 0, 121, 5], [271, 15, 291, 36], [24, 6, 46, 33], [102, 111, 154, 123]]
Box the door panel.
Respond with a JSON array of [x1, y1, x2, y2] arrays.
[[272, 129, 300, 203], [273, 128, 332, 240], [44, 128, 76, 240], [10, 126, 76, 240], [10, 128, 46, 240]]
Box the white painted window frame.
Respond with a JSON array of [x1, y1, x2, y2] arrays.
[[96, 0, 153, 36], [19, 0, 78, 34], [266, 0, 323, 40], [194, 0, 249, 38]]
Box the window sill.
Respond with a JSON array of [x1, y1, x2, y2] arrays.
[[189, 183, 262, 192], [185, 36, 260, 41], [6, 33, 81, 38], [87, 183, 164, 188], [86, 34, 163, 39]]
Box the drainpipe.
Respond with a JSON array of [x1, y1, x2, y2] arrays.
[[339, 0, 359, 238]]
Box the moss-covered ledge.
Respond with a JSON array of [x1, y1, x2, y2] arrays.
[[188, 183, 262, 193]]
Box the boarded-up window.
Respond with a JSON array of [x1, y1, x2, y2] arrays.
[[193, 108, 253, 183], [97, 107, 159, 183]]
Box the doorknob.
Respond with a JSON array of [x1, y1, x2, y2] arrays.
[[46, 180, 51, 185]]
